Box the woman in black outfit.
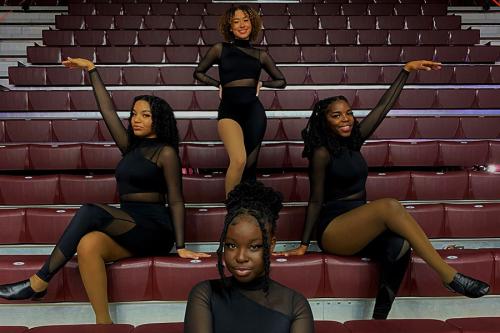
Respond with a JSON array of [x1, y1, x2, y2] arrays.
[[278, 60, 490, 318], [194, 5, 286, 196], [0, 57, 209, 324], [184, 182, 314, 333]]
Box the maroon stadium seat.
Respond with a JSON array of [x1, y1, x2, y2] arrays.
[[370, 117, 415, 139], [27, 46, 62, 64], [417, 65, 454, 84], [445, 203, 500, 238], [434, 15, 461, 30], [0, 209, 26, 244], [8, 67, 46, 86], [29, 144, 82, 170], [28, 324, 134, 333], [0, 327, 27, 333], [189, 119, 218, 141], [422, 3, 448, 16], [315, 322, 349, 333], [260, 3, 287, 15], [468, 46, 500, 63], [455, 65, 491, 84], [96, 46, 130, 64], [25, 208, 75, 244], [346, 67, 381, 85], [95, 3, 122, 16], [349, 16, 376, 30], [174, 16, 203, 29], [290, 16, 319, 30], [262, 16, 290, 30], [68, 3, 94, 16], [369, 46, 403, 63], [411, 249, 493, 297], [114, 17, 143, 31], [460, 117, 500, 139], [335, 46, 368, 63], [345, 319, 459, 333], [394, 4, 421, 16], [185, 143, 228, 169], [275, 206, 306, 240], [469, 171, 500, 200], [123, 3, 150, 16], [358, 30, 389, 45], [288, 4, 315, 15], [419, 30, 450, 46], [439, 141, 489, 167], [82, 144, 122, 169], [257, 143, 288, 168], [0, 91, 28, 111], [276, 67, 307, 85], [133, 323, 183, 333], [85, 15, 114, 30], [153, 256, 220, 301], [258, 173, 295, 201], [449, 30, 480, 46], [137, 30, 169, 46], [55, 15, 85, 30], [143, 16, 173, 30], [447, 317, 500, 333], [435, 46, 469, 63], [106, 30, 137, 46], [193, 91, 220, 110], [415, 117, 459, 139], [0, 255, 64, 303], [263, 118, 284, 141], [301, 46, 334, 63], [388, 30, 420, 46], [4, 120, 52, 143], [84, 67, 122, 85], [108, 257, 154, 302], [185, 207, 225, 242], [0, 121, 4, 143], [182, 174, 225, 203], [276, 90, 316, 110], [28, 91, 69, 111], [355, 89, 385, 109], [169, 30, 201, 46], [489, 140, 500, 164], [397, 89, 436, 109], [59, 174, 118, 204], [0, 175, 59, 205], [43, 30, 73, 46], [405, 204, 444, 238], [165, 46, 198, 63], [320, 16, 347, 30], [378, 16, 405, 30], [122, 67, 160, 85], [288, 143, 308, 168], [200, 29, 223, 45], [411, 171, 469, 200], [46, 67, 83, 85], [160, 67, 196, 85], [477, 89, 500, 109], [281, 118, 308, 141], [361, 141, 389, 167], [401, 46, 435, 63], [202, 16, 219, 30], [52, 119, 99, 141], [341, 4, 367, 16], [266, 46, 301, 63], [131, 46, 165, 63], [437, 89, 476, 109], [366, 171, 411, 200], [308, 66, 344, 85], [368, 3, 394, 15], [315, 4, 341, 16], [389, 141, 438, 167], [149, 4, 178, 17], [0, 144, 29, 170], [270, 253, 325, 298]]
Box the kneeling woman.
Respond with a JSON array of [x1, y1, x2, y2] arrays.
[[184, 182, 314, 333], [0, 57, 208, 324]]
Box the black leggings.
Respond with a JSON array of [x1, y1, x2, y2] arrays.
[[36, 203, 174, 282], [218, 87, 267, 182]]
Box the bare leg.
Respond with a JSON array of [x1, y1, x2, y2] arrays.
[[218, 118, 246, 196], [77, 231, 132, 324], [321, 198, 456, 283]]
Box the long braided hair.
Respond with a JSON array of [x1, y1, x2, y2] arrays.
[[216, 181, 283, 292], [302, 96, 363, 159], [125, 95, 179, 154]]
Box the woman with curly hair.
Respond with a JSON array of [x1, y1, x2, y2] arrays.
[[194, 5, 286, 196], [0, 58, 209, 324], [278, 60, 490, 319], [184, 181, 313, 333]]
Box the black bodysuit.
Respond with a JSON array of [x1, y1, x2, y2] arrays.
[[194, 40, 286, 181], [36, 68, 184, 282], [184, 277, 314, 333], [301, 69, 411, 319]]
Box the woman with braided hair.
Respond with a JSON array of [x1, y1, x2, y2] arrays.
[[277, 60, 490, 319], [184, 182, 313, 333]]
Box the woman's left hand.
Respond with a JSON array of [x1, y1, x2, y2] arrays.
[[177, 248, 211, 260], [256, 81, 263, 96], [404, 60, 442, 72]]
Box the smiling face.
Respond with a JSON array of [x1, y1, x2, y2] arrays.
[[325, 99, 354, 138], [230, 9, 252, 40], [223, 214, 276, 283], [130, 100, 156, 138]]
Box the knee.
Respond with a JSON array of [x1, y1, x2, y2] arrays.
[[377, 198, 405, 216], [75, 204, 102, 220], [77, 231, 105, 260], [229, 154, 246, 171]]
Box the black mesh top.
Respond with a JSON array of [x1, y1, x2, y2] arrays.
[[301, 69, 410, 245], [88, 68, 185, 248], [194, 39, 286, 89], [184, 276, 314, 333]]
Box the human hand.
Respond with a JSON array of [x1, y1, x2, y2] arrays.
[[256, 81, 263, 96], [272, 244, 308, 257], [177, 248, 211, 260], [62, 57, 95, 71], [404, 60, 442, 72], [218, 85, 222, 100]]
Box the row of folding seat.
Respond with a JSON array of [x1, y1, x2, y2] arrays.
[[1, 203, 499, 244], [4, 318, 500, 333], [0, 140, 498, 171], [0, 171, 498, 205], [41, 29, 480, 47], [10, 64, 500, 86], [0, 249, 499, 303], [55, 14, 457, 30], [66, 0, 449, 3], [1, 0, 59, 4], [1, 117, 498, 144], [5, 318, 500, 333], [67, 3, 447, 16], [4, 88, 500, 112], [26, 45, 500, 64]]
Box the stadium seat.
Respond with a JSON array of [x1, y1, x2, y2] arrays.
[[411, 171, 469, 200]]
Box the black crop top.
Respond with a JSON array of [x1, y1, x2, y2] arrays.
[[194, 39, 286, 89], [184, 277, 314, 333], [301, 69, 410, 245], [88, 68, 185, 249]]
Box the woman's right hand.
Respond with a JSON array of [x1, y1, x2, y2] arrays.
[[273, 244, 308, 257], [218, 85, 223, 100], [62, 57, 95, 71]]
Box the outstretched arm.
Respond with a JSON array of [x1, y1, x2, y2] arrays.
[[62, 57, 128, 152], [359, 60, 441, 140], [193, 43, 223, 87]]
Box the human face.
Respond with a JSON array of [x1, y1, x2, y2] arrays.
[[325, 100, 354, 138], [223, 214, 276, 283], [230, 9, 252, 40], [131, 100, 156, 138]]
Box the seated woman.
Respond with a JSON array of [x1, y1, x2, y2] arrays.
[[0, 57, 209, 324], [184, 182, 314, 333], [278, 60, 490, 319]]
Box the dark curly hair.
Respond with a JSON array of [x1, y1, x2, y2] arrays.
[[302, 96, 363, 160], [218, 5, 262, 42], [125, 95, 179, 154], [217, 181, 283, 292]]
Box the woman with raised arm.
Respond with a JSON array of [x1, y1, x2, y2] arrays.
[[277, 60, 490, 319], [184, 182, 313, 333], [194, 5, 286, 196], [0, 58, 209, 324]]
